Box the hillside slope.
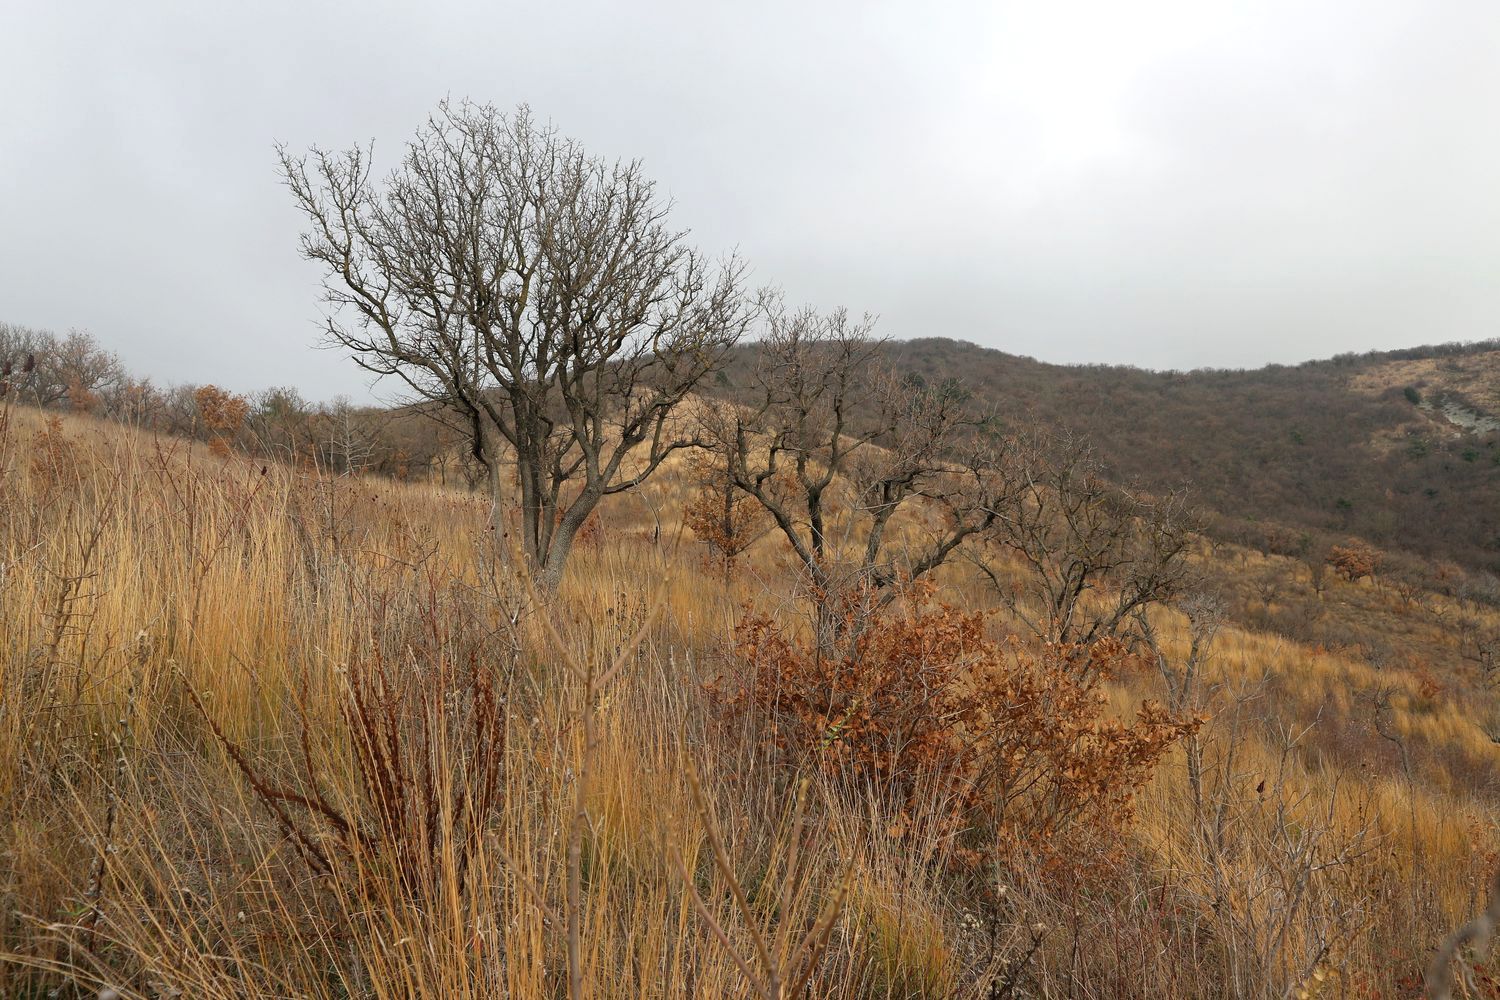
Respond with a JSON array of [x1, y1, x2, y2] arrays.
[[724, 338, 1500, 575], [2, 405, 1497, 997]]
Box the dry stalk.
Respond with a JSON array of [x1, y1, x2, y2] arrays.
[[516, 553, 663, 1000], [78, 632, 147, 956], [669, 770, 848, 999]]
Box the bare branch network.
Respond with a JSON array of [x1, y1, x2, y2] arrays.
[[281, 100, 754, 586]]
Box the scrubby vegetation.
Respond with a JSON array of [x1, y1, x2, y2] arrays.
[[863, 337, 1500, 579], [2, 100, 1497, 998], [1, 387, 1497, 997]]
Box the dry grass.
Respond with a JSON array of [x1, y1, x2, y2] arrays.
[[1351, 352, 1500, 416], [0, 405, 1495, 998]]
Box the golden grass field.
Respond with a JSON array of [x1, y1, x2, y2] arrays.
[[1, 403, 1496, 998]]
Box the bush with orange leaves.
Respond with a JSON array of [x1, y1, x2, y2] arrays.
[[716, 584, 1200, 861], [193, 384, 248, 434], [193, 384, 249, 457], [1326, 541, 1381, 583], [682, 452, 769, 573]]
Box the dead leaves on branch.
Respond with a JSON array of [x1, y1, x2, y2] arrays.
[[712, 582, 1201, 865]]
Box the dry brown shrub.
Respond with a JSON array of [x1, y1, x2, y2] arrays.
[[714, 583, 1200, 863], [193, 384, 248, 455], [682, 452, 769, 572], [30, 414, 77, 485], [66, 375, 99, 414], [1326, 541, 1381, 583]]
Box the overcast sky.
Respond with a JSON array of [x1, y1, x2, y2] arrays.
[[2, 0, 1497, 402]]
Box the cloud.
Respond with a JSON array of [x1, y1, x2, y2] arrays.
[[1, 0, 1495, 399]]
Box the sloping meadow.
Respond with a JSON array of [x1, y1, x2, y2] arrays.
[[0, 406, 1494, 998]]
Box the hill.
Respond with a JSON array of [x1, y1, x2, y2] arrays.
[[721, 337, 1500, 576]]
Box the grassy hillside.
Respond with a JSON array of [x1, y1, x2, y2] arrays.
[[1, 404, 1496, 997]]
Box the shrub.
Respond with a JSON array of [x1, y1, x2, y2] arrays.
[[193, 384, 249, 457], [1327, 541, 1381, 583], [682, 452, 768, 571], [30, 414, 78, 486], [714, 585, 1199, 861]]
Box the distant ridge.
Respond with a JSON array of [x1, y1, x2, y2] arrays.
[[720, 336, 1500, 574]]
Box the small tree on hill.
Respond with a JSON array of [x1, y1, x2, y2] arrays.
[[193, 384, 249, 456], [682, 447, 769, 574], [972, 426, 1196, 659], [1326, 541, 1381, 583], [281, 100, 753, 587], [707, 302, 1007, 650], [248, 386, 317, 463]]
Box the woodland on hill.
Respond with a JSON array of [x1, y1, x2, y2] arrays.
[[826, 337, 1500, 576]]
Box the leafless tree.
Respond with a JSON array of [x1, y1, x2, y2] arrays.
[[0, 322, 48, 403], [971, 426, 1196, 653], [0, 323, 123, 409], [280, 100, 753, 586], [98, 376, 165, 428], [1253, 575, 1282, 611], [53, 330, 124, 410], [246, 386, 317, 464], [707, 302, 1006, 649], [1139, 592, 1222, 812], [158, 383, 203, 438], [1307, 545, 1331, 599], [322, 396, 385, 476]]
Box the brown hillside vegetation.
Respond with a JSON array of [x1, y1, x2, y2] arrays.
[[13, 312, 1495, 585], [723, 338, 1500, 579], [1351, 351, 1500, 421], [1, 403, 1497, 998]]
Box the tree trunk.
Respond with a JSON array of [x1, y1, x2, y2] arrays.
[[480, 423, 514, 572], [540, 489, 600, 591]]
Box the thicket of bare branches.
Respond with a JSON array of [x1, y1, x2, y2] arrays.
[[972, 427, 1196, 655], [682, 448, 771, 573], [705, 302, 1006, 648], [280, 100, 754, 586], [0, 323, 124, 411]]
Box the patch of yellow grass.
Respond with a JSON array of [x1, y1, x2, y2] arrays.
[[0, 404, 1493, 998]]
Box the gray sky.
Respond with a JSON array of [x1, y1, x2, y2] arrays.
[[3, 0, 1498, 402]]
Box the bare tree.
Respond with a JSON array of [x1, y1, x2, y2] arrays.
[[158, 383, 203, 438], [0, 322, 50, 403], [972, 427, 1195, 653], [1139, 592, 1222, 815], [53, 330, 124, 410], [247, 386, 317, 464], [708, 302, 1005, 649], [322, 396, 384, 476], [280, 101, 752, 586], [0, 323, 123, 409]]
